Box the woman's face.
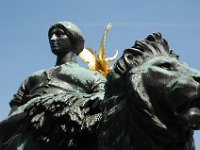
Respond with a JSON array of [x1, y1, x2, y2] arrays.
[[49, 27, 73, 55]]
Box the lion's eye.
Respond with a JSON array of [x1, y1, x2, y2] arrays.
[[157, 62, 173, 70]]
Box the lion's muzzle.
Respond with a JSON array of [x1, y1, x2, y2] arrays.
[[183, 107, 200, 129]]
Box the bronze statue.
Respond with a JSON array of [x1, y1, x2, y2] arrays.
[[1, 24, 200, 150], [99, 32, 200, 150], [0, 21, 105, 150]]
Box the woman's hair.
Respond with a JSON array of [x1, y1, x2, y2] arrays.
[[48, 21, 85, 55]]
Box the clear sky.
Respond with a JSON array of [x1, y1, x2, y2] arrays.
[[0, 0, 200, 148]]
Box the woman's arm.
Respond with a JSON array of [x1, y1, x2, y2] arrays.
[[9, 79, 29, 115]]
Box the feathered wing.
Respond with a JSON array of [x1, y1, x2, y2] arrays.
[[79, 48, 99, 70], [98, 23, 112, 61], [7, 92, 103, 149], [98, 23, 119, 76], [105, 50, 119, 62], [80, 23, 118, 77], [97, 24, 112, 74]]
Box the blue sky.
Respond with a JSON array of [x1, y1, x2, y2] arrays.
[[0, 0, 200, 148]]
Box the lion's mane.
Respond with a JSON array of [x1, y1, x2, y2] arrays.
[[99, 33, 195, 150]]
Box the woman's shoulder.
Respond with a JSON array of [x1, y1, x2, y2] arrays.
[[31, 68, 46, 77], [68, 63, 104, 79]]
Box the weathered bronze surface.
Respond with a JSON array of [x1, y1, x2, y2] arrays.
[[99, 32, 200, 150], [0, 24, 200, 150], [0, 21, 105, 150]]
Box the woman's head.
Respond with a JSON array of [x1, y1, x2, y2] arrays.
[[48, 21, 85, 55]]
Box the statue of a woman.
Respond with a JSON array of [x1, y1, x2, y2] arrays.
[[0, 21, 105, 150]]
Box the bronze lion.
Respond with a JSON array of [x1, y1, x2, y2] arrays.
[[99, 32, 200, 150]]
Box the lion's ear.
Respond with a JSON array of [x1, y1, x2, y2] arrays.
[[123, 48, 146, 69], [112, 48, 146, 76]]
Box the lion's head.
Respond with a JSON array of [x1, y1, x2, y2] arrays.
[[99, 32, 200, 150]]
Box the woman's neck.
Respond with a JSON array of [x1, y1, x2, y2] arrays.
[[55, 52, 77, 66]]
